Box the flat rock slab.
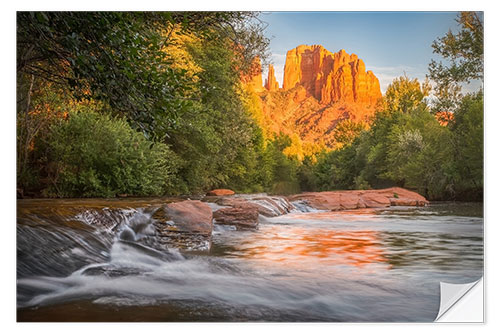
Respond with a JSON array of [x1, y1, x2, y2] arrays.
[[360, 193, 391, 208], [289, 187, 428, 211], [206, 189, 235, 196]]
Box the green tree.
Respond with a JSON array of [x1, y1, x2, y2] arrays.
[[384, 108, 453, 199], [43, 110, 179, 198], [428, 12, 483, 84], [427, 11, 483, 200], [384, 75, 431, 114], [17, 12, 271, 197], [164, 30, 269, 194], [250, 134, 300, 195], [354, 77, 447, 195], [428, 12, 483, 114], [447, 92, 483, 200], [17, 12, 269, 138], [17, 12, 189, 137], [354, 112, 399, 189], [333, 119, 366, 148], [312, 143, 359, 191]]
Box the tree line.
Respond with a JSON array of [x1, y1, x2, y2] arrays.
[[16, 12, 483, 201]]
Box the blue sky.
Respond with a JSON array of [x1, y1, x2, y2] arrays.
[[259, 12, 468, 93]]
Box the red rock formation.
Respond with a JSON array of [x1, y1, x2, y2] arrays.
[[255, 45, 383, 149], [243, 57, 264, 92], [264, 64, 279, 91], [213, 207, 259, 229], [288, 187, 428, 211], [258, 87, 377, 147], [206, 189, 235, 196], [164, 200, 213, 235], [282, 45, 381, 106]]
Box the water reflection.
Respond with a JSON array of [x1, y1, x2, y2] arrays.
[[379, 232, 483, 271], [212, 207, 483, 276], [214, 224, 388, 269], [18, 201, 484, 322]]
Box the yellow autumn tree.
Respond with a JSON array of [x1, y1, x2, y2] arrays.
[[384, 75, 431, 113]]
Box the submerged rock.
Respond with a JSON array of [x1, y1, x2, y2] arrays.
[[289, 187, 428, 211], [249, 197, 294, 216], [213, 207, 259, 229]]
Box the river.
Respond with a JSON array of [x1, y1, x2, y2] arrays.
[[17, 199, 483, 322]]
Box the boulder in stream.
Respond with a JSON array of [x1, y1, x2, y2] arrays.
[[213, 207, 259, 229], [151, 200, 213, 251]]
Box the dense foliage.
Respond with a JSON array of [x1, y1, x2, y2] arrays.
[[304, 75, 483, 201], [17, 12, 268, 138], [44, 110, 178, 197], [17, 12, 483, 201], [17, 11, 301, 198]]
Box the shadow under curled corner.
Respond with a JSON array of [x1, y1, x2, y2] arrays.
[[435, 278, 484, 322]]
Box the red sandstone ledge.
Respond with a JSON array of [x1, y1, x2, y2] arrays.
[[206, 189, 235, 196], [288, 187, 429, 211]]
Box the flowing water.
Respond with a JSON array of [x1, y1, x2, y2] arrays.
[[17, 199, 483, 322]]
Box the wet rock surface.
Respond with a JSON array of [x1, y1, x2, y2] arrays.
[[213, 196, 294, 217], [213, 207, 259, 229], [150, 200, 213, 251], [163, 200, 213, 235], [16, 188, 428, 255]]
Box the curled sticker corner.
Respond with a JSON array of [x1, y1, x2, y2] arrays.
[[435, 277, 483, 322]]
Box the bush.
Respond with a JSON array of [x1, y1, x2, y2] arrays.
[[43, 110, 179, 197]]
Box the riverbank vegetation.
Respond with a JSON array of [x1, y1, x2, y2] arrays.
[[16, 12, 483, 201], [301, 12, 483, 201], [17, 12, 285, 197]]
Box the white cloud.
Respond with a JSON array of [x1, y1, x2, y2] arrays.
[[369, 65, 482, 96], [369, 65, 427, 93]]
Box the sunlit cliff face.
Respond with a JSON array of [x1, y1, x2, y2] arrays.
[[282, 45, 381, 106], [243, 45, 383, 150]]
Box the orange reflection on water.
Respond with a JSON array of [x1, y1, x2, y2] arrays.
[[238, 224, 389, 270]]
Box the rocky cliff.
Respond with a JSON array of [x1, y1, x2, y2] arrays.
[[243, 57, 265, 93], [282, 45, 381, 105], [264, 64, 279, 91], [247, 45, 383, 150]]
